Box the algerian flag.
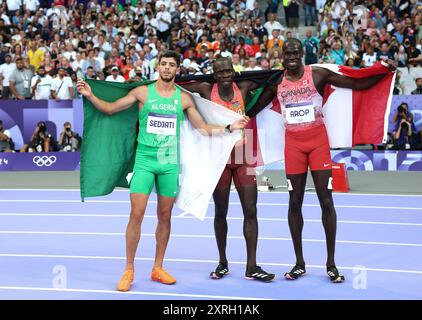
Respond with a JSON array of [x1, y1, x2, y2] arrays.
[[80, 80, 242, 220]]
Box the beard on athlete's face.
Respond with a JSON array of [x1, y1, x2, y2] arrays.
[[158, 57, 179, 82], [159, 67, 177, 82], [160, 72, 176, 82]]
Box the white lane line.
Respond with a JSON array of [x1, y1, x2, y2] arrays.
[[1, 213, 422, 227], [1, 230, 421, 247], [0, 286, 269, 300], [1, 188, 421, 197], [0, 199, 421, 210], [1, 254, 422, 275]]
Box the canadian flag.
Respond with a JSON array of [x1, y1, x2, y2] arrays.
[[250, 62, 396, 166]]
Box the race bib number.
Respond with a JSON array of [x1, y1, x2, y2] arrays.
[[285, 102, 315, 124], [146, 112, 177, 135]]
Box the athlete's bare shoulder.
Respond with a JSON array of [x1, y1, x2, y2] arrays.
[[129, 83, 150, 105], [179, 81, 212, 99], [311, 65, 330, 76], [310, 66, 331, 94], [180, 90, 196, 110]]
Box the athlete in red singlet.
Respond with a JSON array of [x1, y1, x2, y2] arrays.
[[181, 57, 275, 282], [248, 38, 396, 283], [278, 64, 333, 175], [210, 83, 257, 190]]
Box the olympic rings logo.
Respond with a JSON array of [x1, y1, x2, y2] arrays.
[[33, 156, 57, 167]]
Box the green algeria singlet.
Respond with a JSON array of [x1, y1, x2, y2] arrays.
[[137, 83, 184, 159]]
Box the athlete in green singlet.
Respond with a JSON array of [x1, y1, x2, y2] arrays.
[[77, 50, 249, 291]]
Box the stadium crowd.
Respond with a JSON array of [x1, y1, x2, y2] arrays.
[[0, 0, 420, 97], [0, 0, 421, 151]]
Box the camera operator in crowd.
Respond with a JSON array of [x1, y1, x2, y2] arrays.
[[0, 119, 13, 152], [20, 121, 55, 152], [58, 122, 81, 152], [392, 104, 420, 149]]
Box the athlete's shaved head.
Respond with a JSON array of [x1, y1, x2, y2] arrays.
[[282, 37, 304, 71], [282, 38, 303, 52], [212, 56, 233, 73]]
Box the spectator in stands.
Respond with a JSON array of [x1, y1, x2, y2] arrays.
[[232, 53, 244, 72], [7, 0, 22, 17], [0, 0, 418, 101], [330, 40, 345, 65], [407, 42, 422, 67], [237, 47, 249, 66], [320, 45, 335, 64], [31, 65, 52, 100], [23, 56, 35, 75], [393, 70, 404, 94], [267, 28, 284, 50], [362, 45, 377, 67], [9, 57, 33, 100], [286, 0, 300, 31], [253, 17, 268, 42], [156, 4, 171, 42], [85, 66, 96, 80], [266, 0, 280, 21], [344, 43, 359, 62], [377, 42, 394, 61], [248, 1, 262, 19], [0, 119, 13, 152], [50, 67, 73, 101], [235, 36, 254, 57], [41, 55, 56, 75], [303, 29, 319, 65], [105, 65, 125, 82], [0, 53, 16, 99], [27, 41, 44, 72], [245, 57, 262, 71], [70, 73, 81, 99], [264, 13, 284, 36], [269, 49, 283, 69], [81, 49, 101, 76], [120, 56, 134, 81], [395, 45, 408, 67], [345, 57, 358, 69], [411, 77, 422, 94], [187, 61, 202, 75], [58, 121, 81, 152], [304, 0, 316, 27]]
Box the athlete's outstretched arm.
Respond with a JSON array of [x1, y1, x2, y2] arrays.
[[77, 80, 145, 115], [312, 60, 396, 93], [178, 82, 212, 100], [312, 67, 386, 92], [238, 80, 261, 92], [182, 91, 249, 135], [246, 84, 277, 118]]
